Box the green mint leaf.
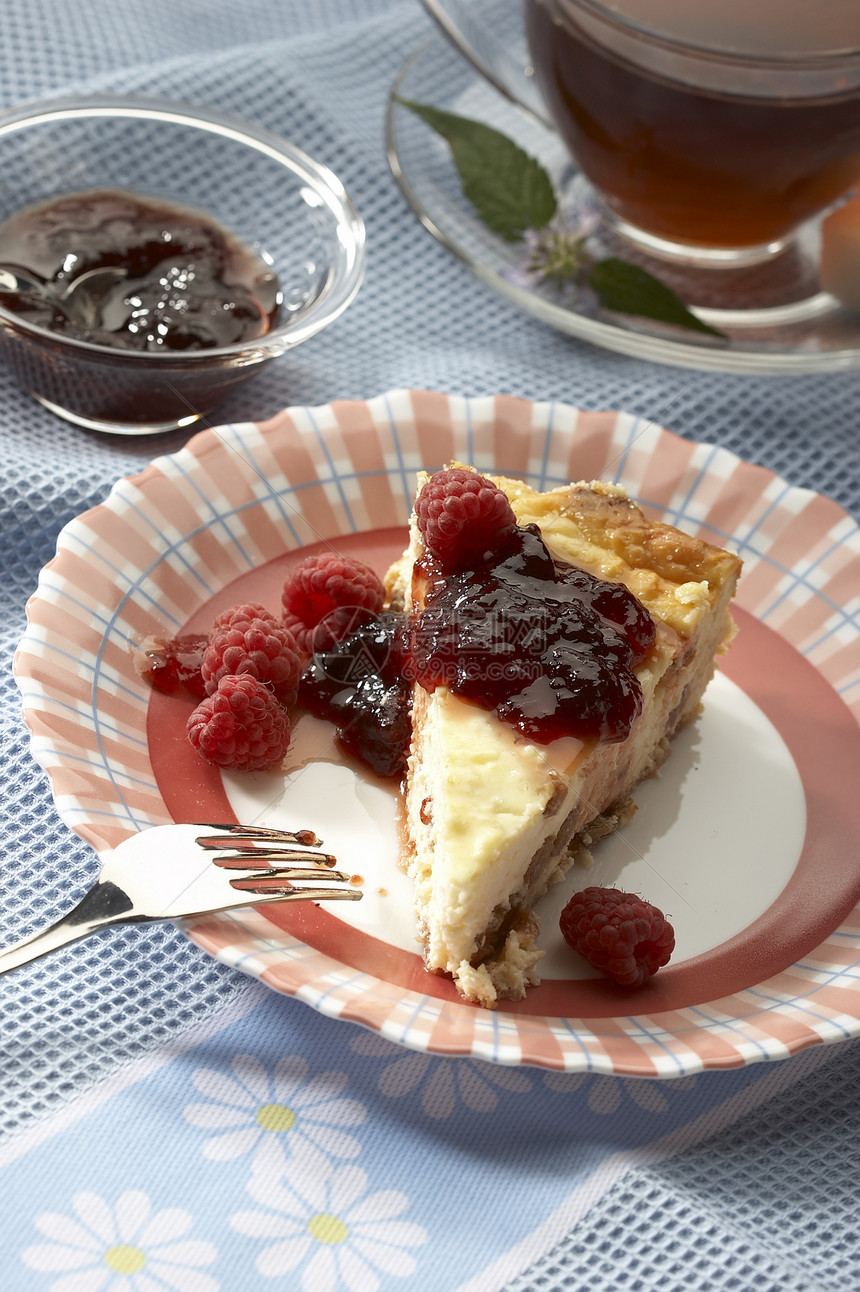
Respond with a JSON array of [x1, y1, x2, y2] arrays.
[[397, 98, 556, 242], [588, 258, 725, 337]]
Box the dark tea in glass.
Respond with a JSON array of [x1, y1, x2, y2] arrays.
[[524, 0, 860, 257]]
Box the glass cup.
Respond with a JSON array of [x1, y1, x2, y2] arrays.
[[422, 0, 860, 268]]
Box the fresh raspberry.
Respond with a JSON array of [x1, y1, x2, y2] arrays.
[[187, 674, 290, 770], [281, 551, 384, 653], [212, 601, 277, 631], [415, 467, 517, 571], [202, 611, 301, 704], [559, 887, 675, 987]]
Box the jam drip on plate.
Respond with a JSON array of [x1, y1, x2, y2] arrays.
[[138, 634, 207, 697], [299, 612, 413, 779], [410, 524, 655, 743]]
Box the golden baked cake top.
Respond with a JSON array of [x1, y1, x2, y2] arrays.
[[486, 473, 741, 638]]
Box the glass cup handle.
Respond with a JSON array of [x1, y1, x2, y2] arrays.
[[420, 0, 553, 127]]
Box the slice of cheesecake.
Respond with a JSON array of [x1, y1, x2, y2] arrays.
[[386, 467, 741, 1008]]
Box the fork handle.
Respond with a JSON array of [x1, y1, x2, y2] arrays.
[[0, 881, 144, 974]]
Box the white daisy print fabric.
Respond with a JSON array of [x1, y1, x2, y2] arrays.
[[20, 1189, 217, 1292], [183, 1053, 367, 1176], [7, 974, 826, 1292], [231, 1159, 427, 1290]]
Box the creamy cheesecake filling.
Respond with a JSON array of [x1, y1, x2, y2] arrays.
[[405, 687, 564, 972]]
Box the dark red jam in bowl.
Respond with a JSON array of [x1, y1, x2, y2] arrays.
[[409, 524, 656, 744], [0, 189, 280, 350], [0, 188, 281, 427]]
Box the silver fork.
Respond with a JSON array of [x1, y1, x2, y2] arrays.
[[0, 822, 361, 974]]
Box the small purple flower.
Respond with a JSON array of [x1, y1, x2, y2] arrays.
[[505, 211, 600, 292]]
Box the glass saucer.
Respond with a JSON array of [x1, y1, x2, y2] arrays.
[[386, 21, 860, 374]]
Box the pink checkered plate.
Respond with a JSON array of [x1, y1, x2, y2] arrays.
[[13, 391, 860, 1075]]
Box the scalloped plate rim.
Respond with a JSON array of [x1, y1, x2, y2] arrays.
[[12, 387, 860, 1076]]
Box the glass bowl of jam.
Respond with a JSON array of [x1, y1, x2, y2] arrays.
[[0, 96, 366, 434]]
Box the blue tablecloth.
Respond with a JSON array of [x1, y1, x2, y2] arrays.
[[2, 3, 858, 1290]]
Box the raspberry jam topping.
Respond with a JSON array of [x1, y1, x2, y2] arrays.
[[410, 524, 655, 743]]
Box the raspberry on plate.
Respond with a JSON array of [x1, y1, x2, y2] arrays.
[[415, 466, 517, 571], [559, 887, 675, 987], [212, 601, 277, 631], [202, 609, 301, 704], [187, 674, 291, 771], [281, 551, 385, 653]]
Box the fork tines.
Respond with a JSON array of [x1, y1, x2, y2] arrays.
[[212, 848, 338, 870], [195, 823, 337, 870], [195, 823, 361, 904], [227, 867, 353, 891], [230, 885, 363, 903], [194, 823, 323, 849]]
